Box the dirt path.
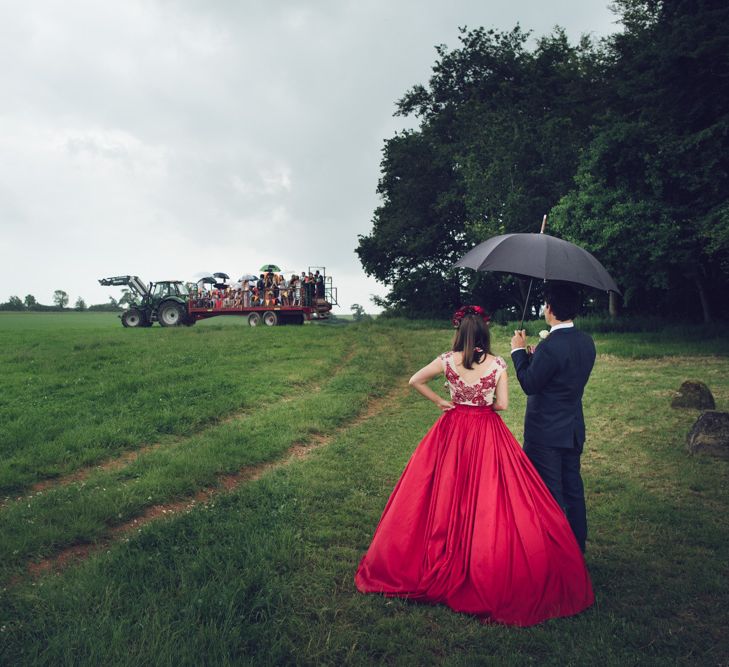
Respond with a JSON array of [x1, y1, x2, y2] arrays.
[[23, 378, 411, 581]]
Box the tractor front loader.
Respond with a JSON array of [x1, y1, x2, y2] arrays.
[[99, 275, 193, 327]]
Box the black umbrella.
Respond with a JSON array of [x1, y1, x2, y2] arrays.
[[454, 224, 620, 327], [213, 272, 230, 281]]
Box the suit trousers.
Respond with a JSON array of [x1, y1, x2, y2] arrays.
[[523, 438, 587, 552]]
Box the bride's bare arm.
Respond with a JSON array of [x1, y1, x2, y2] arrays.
[[492, 370, 509, 411], [408, 358, 454, 411]]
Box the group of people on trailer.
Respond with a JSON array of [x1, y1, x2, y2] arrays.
[[192, 270, 326, 310]]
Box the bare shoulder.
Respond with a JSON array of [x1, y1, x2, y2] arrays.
[[487, 354, 507, 370], [482, 353, 505, 365]]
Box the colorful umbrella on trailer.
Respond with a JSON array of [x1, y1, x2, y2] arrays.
[[259, 264, 281, 273]]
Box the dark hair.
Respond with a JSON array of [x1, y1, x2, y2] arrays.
[[452, 314, 491, 369], [544, 282, 581, 321]]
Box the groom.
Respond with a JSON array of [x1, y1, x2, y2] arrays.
[[510, 282, 596, 552]]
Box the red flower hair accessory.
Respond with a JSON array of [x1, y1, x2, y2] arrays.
[[452, 305, 490, 328]]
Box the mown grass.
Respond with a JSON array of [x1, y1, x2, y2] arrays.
[[0, 318, 415, 585], [0, 313, 354, 495], [0, 314, 728, 665]]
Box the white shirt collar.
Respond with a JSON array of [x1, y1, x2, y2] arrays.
[[550, 322, 574, 333]]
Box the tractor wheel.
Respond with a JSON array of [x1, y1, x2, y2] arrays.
[[262, 311, 278, 327], [248, 312, 261, 327], [121, 308, 144, 328], [158, 301, 185, 327]]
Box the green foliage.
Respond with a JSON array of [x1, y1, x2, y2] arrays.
[[52, 290, 69, 309], [118, 289, 136, 307], [359, 4, 729, 321], [74, 297, 87, 311], [0, 296, 24, 311], [356, 129, 466, 317], [87, 302, 122, 312], [551, 0, 729, 321], [23, 294, 37, 308], [88, 296, 122, 312], [357, 26, 607, 318], [350, 303, 372, 322]]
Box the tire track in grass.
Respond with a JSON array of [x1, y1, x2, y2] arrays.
[[21, 391, 314, 494], [22, 377, 412, 581], [1, 331, 414, 585], [1, 349, 356, 509]]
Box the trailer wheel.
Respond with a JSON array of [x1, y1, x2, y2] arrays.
[[262, 311, 278, 327], [248, 312, 261, 327], [159, 301, 185, 327], [121, 308, 144, 328]]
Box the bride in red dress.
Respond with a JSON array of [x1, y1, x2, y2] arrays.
[[354, 306, 594, 626]]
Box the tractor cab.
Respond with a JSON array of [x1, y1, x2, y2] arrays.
[[151, 281, 189, 299]]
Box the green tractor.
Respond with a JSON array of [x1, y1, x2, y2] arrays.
[[99, 275, 194, 327]]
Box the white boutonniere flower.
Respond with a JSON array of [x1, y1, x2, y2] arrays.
[[538, 329, 550, 340]]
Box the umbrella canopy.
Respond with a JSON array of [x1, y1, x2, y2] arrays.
[[238, 274, 259, 282], [259, 264, 281, 273], [196, 276, 217, 285], [193, 270, 215, 279], [454, 233, 620, 294], [213, 272, 230, 280]]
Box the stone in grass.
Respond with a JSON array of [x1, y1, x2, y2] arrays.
[[686, 411, 729, 459], [671, 381, 715, 410]]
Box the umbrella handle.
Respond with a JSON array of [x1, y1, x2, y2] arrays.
[[519, 278, 534, 331], [518, 215, 546, 328]]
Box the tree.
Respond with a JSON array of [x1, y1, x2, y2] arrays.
[[74, 297, 87, 311], [53, 290, 69, 309], [118, 289, 135, 307], [356, 129, 465, 317], [24, 294, 37, 309], [357, 27, 606, 317], [350, 303, 372, 322], [552, 0, 729, 321], [0, 296, 24, 311]]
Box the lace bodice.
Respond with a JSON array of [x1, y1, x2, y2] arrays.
[[440, 351, 507, 406]]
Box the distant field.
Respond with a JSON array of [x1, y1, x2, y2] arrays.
[[1, 313, 728, 664]]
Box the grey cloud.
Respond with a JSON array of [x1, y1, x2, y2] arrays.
[[0, 0, 617, 310]]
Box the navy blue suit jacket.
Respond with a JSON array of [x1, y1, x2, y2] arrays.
[[511, 327, 596, 449]]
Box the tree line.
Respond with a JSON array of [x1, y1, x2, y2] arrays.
[[0, 291, 121, 312], [356, 0, 729, 322]]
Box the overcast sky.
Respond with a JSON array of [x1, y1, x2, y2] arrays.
[[0, 0, 619, 313]]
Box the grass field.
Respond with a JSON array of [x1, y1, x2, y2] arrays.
[[1, 312, 728, 665]]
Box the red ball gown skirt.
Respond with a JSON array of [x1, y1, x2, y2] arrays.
[[355, 404, 594, 626]]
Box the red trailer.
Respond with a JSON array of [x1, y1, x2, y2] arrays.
[[188, 299, 331, 326], [188, 268, 337, 326]]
